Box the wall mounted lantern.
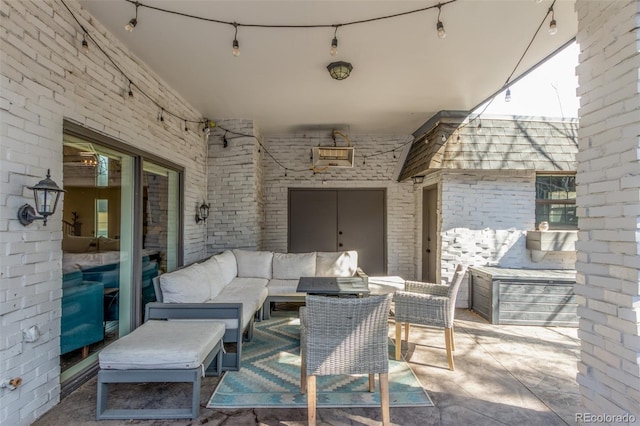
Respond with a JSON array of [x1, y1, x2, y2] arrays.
[[18, 169, 65, 226], [195, 201, 210, 224], [327, 61, 353, 80], [411, 175, 425, 185]]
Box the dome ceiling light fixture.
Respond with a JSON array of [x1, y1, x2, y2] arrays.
[[327, 61, 353, 80]]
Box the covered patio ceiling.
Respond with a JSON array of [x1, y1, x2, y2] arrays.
[[80, 0, 577, 136]]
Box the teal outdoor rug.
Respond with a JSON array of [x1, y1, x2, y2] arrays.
[[207, 313, 433, 409]]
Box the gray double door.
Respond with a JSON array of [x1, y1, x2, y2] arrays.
[[288, 189, 386, 275]]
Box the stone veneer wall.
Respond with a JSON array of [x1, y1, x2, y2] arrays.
[[575, 0, 640, 420], [206, 119, 265, 252], [261, 132, 416, 279], [0, 1, 206, 424]]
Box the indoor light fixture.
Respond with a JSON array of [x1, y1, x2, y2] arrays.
[[330, 27, 338, 56], [125, 2, 139, 32], [548, 6, 557, 35], [327, 61, 353, 80], [411, 175, 425, 185], [436, 5, 446, 39], [18, 170, 65, 226], [505, 87, 512, 102], [195, 201, 210, 224], [232, 23, 240, 57]]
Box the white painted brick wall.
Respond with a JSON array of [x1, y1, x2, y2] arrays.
[[434, 171, 576, 307], [206, 119, 264, 252], [0, 1, 206, 424], [261, 132, 416, 279], [575, 0, 640, 420]]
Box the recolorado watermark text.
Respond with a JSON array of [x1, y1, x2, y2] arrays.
[[575, 413, 637, 424]]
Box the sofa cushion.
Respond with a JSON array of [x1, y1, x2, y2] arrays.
[[62, 235, 98, 253], [97, 236, 120, 252], [159, 263, 210, 303], [272, 252, 316, 279], [213, 277, 269, 329], [212, 250, 238, 285], [266, 279, 305, 297], [199, 256, 227, 299], [99, 320, 225, 370], [316, 251, 358, 277], [233, 249, 273, 279]]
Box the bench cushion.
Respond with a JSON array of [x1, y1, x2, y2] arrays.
[[99, 320, 225, 370], [212, 250, 238, 285], [272, 252, 316, 279]]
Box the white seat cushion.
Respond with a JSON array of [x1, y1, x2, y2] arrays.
[[272, 252, 316, 279], [267, 279, 305, 297], [316, 251, 358, 277], [212, 250, 238, 285], [213, 278, 269, 329], [199, 256, 227, 299], [99, 320, 225, 370], [160, 263, 210, 303], [233, 249, 273, 279]]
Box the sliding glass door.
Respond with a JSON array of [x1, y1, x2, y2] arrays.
[[61, 123, 182, 389]]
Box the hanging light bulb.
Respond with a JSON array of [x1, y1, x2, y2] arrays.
[[548, 7, 558, 35], [81, 34, 89, 54], [125, 3, 139, 32], [127, 80, 133, 98], [330, 27, 338, 56], [441, 133, 447, 142], [436, 5, 446, 39], [184, 120, 188, 132], [476, 120, 483, 134], [505, 87, 512, 102], [232, 23, 240, 57], [158, 108, 164, 123]]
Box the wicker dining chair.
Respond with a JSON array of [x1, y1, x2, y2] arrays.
[[300, 293, 393, 426], [394, 264, 468, 370]]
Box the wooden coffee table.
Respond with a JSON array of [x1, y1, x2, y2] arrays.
[[297, 276, 370, 297]]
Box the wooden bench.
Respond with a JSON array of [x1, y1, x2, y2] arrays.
[[96, 318, 225, 420]]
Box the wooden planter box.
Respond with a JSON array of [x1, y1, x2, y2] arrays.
[[469, 267, 577, 327]]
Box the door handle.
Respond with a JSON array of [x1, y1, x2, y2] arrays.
[[339, 243, 343, 247], [426, 249, 431, 253], [338, 231, 343, 235]]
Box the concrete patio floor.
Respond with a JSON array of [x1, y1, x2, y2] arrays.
[[34, 308, 580, 426]]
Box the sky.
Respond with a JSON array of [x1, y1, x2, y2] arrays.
[[475, 41, 579, 119]]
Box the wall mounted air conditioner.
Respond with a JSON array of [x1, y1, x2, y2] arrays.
[[311, 147, 355, 168]]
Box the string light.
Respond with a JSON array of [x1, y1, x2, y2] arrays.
[[81, 33, 89, 54], [125, 2, 139, 32], [505, 87, 512, 102], [548, 5, 557, 35], [232, 23, 240, 57], [127, 80, 133, 98], [223, 131, 228, 148], [330, 26, 338, 56], [441, 133, 446, 142], [158, 108, 164, 122], [476, 120, 483, 134], [184, 120, 188, 132], [436, 4, 446, 39]]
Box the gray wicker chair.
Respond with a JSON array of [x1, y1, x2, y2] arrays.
[[394, 264, 468, 370], [299, 294, 393, 426]]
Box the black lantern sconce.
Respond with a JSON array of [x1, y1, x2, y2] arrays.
[[411, 175, 425, 185], [195, 201, 210, 224], [18, 169, 65, 226]]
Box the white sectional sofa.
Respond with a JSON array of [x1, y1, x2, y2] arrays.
[[148, 249, 366, 371]]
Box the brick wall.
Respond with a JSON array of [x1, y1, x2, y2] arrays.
[[0, 1, 206, 424], [261, 132, 416, 279], [206, 119, 264, 252], [575, 0, 640, 419]]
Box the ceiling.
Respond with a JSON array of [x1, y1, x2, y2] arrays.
[[79, 0, 577, 136]]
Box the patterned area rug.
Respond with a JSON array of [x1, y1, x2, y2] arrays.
[[207, 313, 433, 409]]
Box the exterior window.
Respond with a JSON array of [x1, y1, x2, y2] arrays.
[[535, 174, 577, 229]]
